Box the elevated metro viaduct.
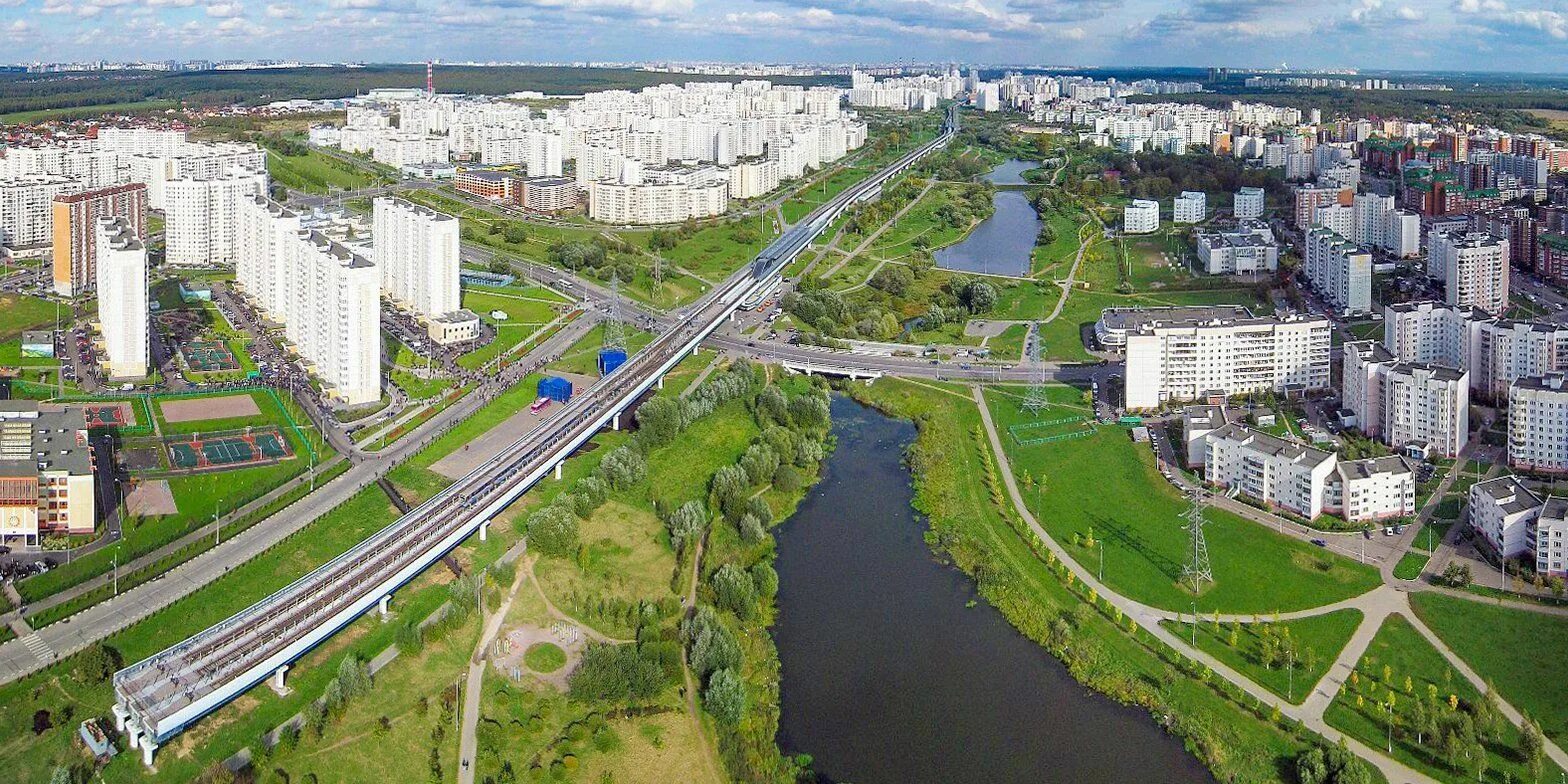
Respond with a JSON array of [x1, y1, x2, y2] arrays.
[[111, 107, 957, 767]]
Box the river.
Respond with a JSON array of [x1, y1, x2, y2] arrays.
[[933, 159, 1042, 277], [773, 395, 1214, 784]]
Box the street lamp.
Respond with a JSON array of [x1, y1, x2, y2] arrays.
[[1190, 600, 1198, 648], [214, 498, 225, 545]]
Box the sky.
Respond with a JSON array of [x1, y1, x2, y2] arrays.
[[4, 0, 1568, 73]]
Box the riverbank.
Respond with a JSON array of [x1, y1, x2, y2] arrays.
[[843, 377, 1373, 784]]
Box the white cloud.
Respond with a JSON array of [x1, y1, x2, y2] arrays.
[[8, 18, 32, 32], [206, 1, 244, 17], [265, 2, 297, 17]]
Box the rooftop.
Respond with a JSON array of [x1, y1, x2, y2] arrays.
[[1210, 423, 1335, 467], [1472, 476, 1541, 516]]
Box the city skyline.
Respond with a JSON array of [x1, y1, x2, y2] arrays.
[[4, 0, 1568, 75]]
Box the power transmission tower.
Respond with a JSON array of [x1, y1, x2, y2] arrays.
[[1182, 489, 1214, 591], [1021, 321, 1049, 414], [602, 274, 628, 352]]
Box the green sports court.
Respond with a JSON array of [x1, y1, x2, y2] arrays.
[[164, 427, 293, 471], [179, 340, 241, 373]]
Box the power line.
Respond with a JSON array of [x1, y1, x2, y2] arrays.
[[1182, 489, 1214, 591], [1021, 321, 1049, 414]]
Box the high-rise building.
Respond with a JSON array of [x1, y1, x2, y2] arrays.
[[1293, 182, 1350, 229], [1428, 230, 1509, 314], [51, 183, 148, 297], [235, 197, 380, 405], [93, 217, 148, 379], [1508, 373, 1568, 476], [1303, 227, 1372, 314], [1342, 340, 1469, 457], [372, 197, 461, 320], [0, 175, 80, 248], [163, 172, 268, 267], [1123, 313, 1331, 409]]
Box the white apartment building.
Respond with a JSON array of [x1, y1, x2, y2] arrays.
[[1382, 301, 1568, 400], [125, 141, 267, 209], [1387, 210, 1421, 258], [1470, 476, 1541, 559], [1233, 187, 1265, 220], [1534, 497, 1568, 577], [1428, 230, 1509, 314], [1124, 199, 1159, 234], [480, 133, 563, 176], [1205, 423, 1336, 520], [1352, 192, 1394, 248], [1342, 340, 1469, 457], [1123, 313, 1332, 409], [372, 197, 461, 320], [373, 135, 448, 168], [1324, 456, 1417, 523], [1, 176, 80, 247], [1173, 191, 1206, 224], [1508, 374, 1568, 476], [236, 197, 380, 405], [1303, 227, 1372, 314], [1314, 203, 1355, 239], [728, 159, 780, 200], [163, 172, 267, 267], [93, 217, 148, 379], [1181, 405, 1235, 468], [1195, 221, 1277, 274]]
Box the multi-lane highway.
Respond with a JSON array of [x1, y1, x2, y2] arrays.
[[110, 107, 958, 766]]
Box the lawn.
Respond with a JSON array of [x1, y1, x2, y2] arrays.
[[524, 641, 567, 672], [1411, 591, 1568, 744], [987, 323, 1032, 361], [262, 141, 382, 194], [0, 293, 57, 341], [985, 387, 1383, 614], [1393, 552, 1431, 581], [1160, 610, 1364, 704], [546, 323, 654, 378], [1325, 613, 1558, 784], [457, 287, 568, 370]]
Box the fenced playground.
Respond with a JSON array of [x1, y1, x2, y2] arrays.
[[179, 340, 240, 373], [165, 426, 294, 471], [1007, 414, 1094, 446], [83, 402, 136, 429]]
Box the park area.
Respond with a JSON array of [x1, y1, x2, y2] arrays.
[[983, 385, 1382, 614]]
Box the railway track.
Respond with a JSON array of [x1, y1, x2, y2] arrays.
[[112, 107, 956, 765]]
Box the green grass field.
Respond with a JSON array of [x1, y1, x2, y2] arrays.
[[1161, 610, 1364, 704], [1393, 552, 1431, 581], [457, 287, 568, 370], [0, 293, 58, 341], [0, 99, 180, 125], [985, 387, 1382, 614], [1325, 613, 1557, 784], [262, 142, 381, 194], [1411, 592, 1568, 744]]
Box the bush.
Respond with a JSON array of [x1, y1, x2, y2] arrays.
[[703, 667, 748, 725], [567, 644, 665, 703], [1439, 562, 1472, 588], [527, 505, 580, 557], [73, 643, 122, 683]]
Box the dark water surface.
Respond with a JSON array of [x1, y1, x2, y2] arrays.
[[774, 395, 1214, 784], [985, 158, 1041, 185], [933, 189, 1040, 277]]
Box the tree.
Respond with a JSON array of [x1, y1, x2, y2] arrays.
[[750, 562, 779, 598], [703, 667, 747, 725], [338, 655, 371, 700], [49, 767, 70, 784], [1440, 562, 1473, 588], [1521, 716, 1546, 783], [502, 225, 528, 245], [599, 446, 647, 489], [527, 505, 580, 557], [756, 386, 788, 427], [711, 563, 758, 619], [1296, 741, 1373, 784], [959, 280, 996, 314], [868, 264, 915, 296], [738, 513, 766, 545], [683, 606, 741, 680], [787, 393, 830, 430], [666, 501, 708, 554], [711, 464, 750, 520], [74, 643, 122, 683], [636, 396, 686, 446], [739, 443, 780, 486]]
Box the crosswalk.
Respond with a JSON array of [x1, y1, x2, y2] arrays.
[[20, 633, 54, 664]]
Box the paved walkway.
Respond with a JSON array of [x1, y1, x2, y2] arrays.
[[457, 541, 530, 784]]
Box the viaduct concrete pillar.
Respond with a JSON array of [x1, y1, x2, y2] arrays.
[[141, 738, 158, 768], [479, 520, 489, 542], [378, 594, 391, 620], [612, 412, 621, 431], [657, 376, 664, 390], [112, 703, 128, 732], [270, 665, 290, 696], [554, 462, 562, 480]]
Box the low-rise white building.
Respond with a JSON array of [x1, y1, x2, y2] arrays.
[[1181, 405, 1235, 468], [1470, 476, 1542, 559], [1124, 199, 1159, 234], [1173, 191, 1206, 224], [1233, 186, 1265, 220], [1195, 221, 1277, 274], [1534, 497, 1568, 577], [1508, 373, 1568, 476], [1324, 456, 1416, 523], [1205, 424, 1336, 520]]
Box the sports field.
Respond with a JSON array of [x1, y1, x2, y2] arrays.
[[159, 393, 262, 423], [180, 340, 240, 372], [165, 427, 293, 471]]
